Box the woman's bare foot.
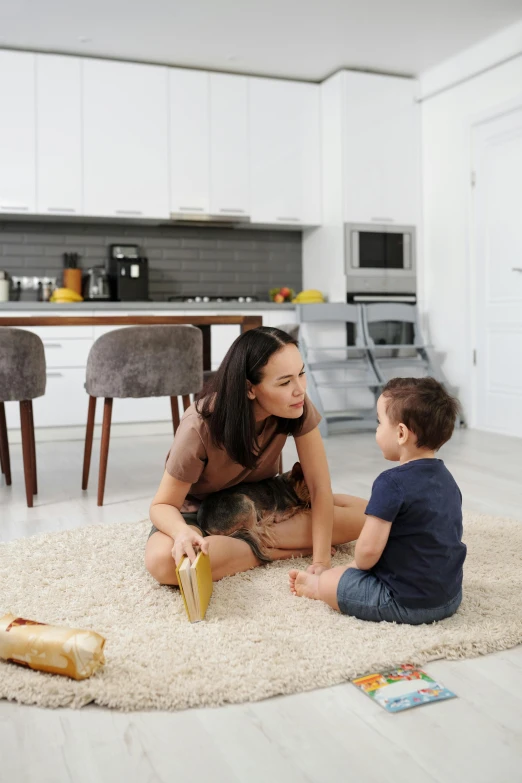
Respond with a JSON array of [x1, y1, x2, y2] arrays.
[[288, 569, 320, 600]]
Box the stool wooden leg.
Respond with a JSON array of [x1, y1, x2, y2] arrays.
[[170, 396, 180, 437], [97, 398, 113, 507], [28, 400, 37, 495], [82, 395, 97, 491], [19, 401, 34, 508], [0, 402, 11, 485], [182, 394, 191, 411]]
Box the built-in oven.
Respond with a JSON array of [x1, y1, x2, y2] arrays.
[[345, 223, 416, 297]]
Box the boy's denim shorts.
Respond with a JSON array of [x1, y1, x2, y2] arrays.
[[337, 567, 462, 625]]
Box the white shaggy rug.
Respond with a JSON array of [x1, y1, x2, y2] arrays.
[[1, 512, 521, 711]]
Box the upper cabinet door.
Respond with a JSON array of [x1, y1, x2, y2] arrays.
[[249, 78, 321, 226], [36, 54, 82, 216], [83, 59, 169, 219], [343, 73, 420, 226], [209, 73, 249, 217], [169, 69, 210, 216], [0, 51, 36, 214]]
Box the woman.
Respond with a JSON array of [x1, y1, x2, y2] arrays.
[[145, 327, 367, 584]]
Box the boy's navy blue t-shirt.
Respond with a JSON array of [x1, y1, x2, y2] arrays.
[[365, 458, 466, 609]]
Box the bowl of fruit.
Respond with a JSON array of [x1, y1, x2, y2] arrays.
[[269, 286, 295, 303]]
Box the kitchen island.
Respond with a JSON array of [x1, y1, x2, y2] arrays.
[[0, 303, 297, 430], [0, 313, 264, 372]]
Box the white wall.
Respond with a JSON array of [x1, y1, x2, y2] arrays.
[[420, 21, 522, 423], [302, 72, 345, 303]]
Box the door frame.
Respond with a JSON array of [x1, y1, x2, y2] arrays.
[[468, 93, 522, 430]]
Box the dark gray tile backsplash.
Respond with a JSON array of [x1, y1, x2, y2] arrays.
[[0, 221, 302, 300]]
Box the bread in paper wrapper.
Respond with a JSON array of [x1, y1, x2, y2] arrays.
[[0, 614, 106, 680]]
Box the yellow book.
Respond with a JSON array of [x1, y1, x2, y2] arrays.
[[176, 552, 213, 623]]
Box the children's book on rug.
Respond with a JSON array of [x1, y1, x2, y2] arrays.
[[176, 552, 213, 623], [352, 664, 456, 712]]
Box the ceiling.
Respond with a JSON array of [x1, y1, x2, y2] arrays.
[[1, 0, 521, 80]]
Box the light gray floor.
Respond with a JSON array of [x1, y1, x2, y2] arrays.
[[1, 425, 522, 783]]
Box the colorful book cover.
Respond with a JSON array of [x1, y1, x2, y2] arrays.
[[352, 664, 456, 713]]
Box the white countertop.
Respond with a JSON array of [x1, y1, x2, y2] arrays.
[[0, 301, 296, 312]]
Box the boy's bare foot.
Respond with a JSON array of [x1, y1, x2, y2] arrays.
[[288, 569, 320, 600]]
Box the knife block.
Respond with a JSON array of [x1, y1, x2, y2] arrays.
[[63, 268, 83, 296]]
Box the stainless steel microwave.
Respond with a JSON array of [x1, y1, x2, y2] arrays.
[[344, 223, 416, 296]]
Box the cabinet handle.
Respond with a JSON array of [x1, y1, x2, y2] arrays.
[[1, 204, 29, 211], [46, 372, 64, 378], [277, 217, 301, 222], [371, 217, 394, 223], [513, 267, 522, 273], [43, 343, 63, 349], [47, 207, 76, 214], [179, 206, 205, 212], [115, 209, 143, 216], [219, 208, 246, 214]]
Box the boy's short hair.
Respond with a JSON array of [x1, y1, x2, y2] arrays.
[[381, 377, 460, 451]]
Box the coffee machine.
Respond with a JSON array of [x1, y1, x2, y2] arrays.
[[107, 244, 149, 301]]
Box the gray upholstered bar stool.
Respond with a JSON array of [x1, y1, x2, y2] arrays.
[[0, 328, 46, 507], [82, 325, 203, 506]]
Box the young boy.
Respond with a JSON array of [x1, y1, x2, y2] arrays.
[[289, 377, 466, 625]]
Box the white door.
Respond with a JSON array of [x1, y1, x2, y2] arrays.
[[169, 68, 210, 216], [83, 59, 169, 219], [0, 51, 36, 214], [209, 73, 249, 217], [36, 54, 82, 216], [472, 107, 522, 437]]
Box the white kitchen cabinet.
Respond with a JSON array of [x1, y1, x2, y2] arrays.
[[37, 369, 91, 427], [36, 55, 83, 216], [209, 73, 249, 217], [206, 309, 297, 369], [209, 324, 240, 369], [4, 316, 93, 428], [40, 338, 93, 369], [103, 395, 173, 425], [0, 51, 36, 214], [83, 59, 169, 219], [18, 323, 94, 341], [169, 68, 210, 216], [343, 72, 420, 226], [249, 78, 321, 226], [4, 369, 89, 429]]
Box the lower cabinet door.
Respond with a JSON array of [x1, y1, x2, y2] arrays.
[[95, 395, 173, 425], [4, 369, 89, 429], [37, 369, 90, 427], [211, 324, 241, 370]]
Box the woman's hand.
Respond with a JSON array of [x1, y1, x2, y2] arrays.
[[171, 526, 209, 565]]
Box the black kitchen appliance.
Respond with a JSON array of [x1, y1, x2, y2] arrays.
[[107, 244, 149, 301]]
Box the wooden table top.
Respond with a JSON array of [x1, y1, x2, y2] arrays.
[[0, 314, 263, 327]]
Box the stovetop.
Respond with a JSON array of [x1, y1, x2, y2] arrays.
[[168, 295, 259, 303]]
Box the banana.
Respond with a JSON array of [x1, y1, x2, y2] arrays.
[[291, 289, 325, 304], [50, 288, 84, 303]]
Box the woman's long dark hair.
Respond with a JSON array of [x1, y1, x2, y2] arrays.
[[196, 326, 307, 469]]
